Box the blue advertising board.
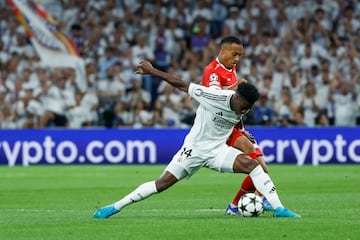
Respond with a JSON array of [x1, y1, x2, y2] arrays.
[[252, 127, 360, 165], [0, 128, 359, 166]]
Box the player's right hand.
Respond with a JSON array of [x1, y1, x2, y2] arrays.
[[136, 60, 153, 75]]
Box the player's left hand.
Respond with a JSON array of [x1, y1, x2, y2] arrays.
[[136, 60, 153, 75], [238, 78, 248, 83], [230, 78, 248, 90]]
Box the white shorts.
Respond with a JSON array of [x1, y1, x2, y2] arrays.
[[165, 144, 243, 180]]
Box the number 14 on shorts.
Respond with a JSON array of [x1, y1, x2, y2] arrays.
[[178, 147, 192, 162]]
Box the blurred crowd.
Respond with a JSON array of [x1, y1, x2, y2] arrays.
[[1, 0, 360, 129]]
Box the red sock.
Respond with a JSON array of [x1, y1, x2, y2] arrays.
[[231, 175, 256, 205]]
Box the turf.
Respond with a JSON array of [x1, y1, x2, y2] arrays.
[[0, 165, 359, 240]]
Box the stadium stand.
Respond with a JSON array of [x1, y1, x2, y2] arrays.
[[0, 0, 360, 128]]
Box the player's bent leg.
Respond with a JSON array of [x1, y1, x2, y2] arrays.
[[227, 139, 262, 213], [227, 175, 256, 214], [232, 153, 259, 174], [225, 154, 257, 216], [233, 156, 271, 211], [225, 179, 254, 216], [248, 165, 301, 218], [228, 137, 276, 214]]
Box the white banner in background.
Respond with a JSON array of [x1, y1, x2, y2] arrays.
[[8, 0, 86, 92]]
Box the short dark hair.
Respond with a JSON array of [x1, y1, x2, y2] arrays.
[[220, 36, 243, 47], [237, 82, 259, 104]]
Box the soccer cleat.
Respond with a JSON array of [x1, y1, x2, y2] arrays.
[[273, 207, 301, 218], [225, 204, 241, 216], [93, 204, 119, 219], [262, 197, 273, 211]]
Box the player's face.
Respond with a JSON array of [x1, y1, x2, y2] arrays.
[[219, 43, 243, 69], [231, 94, 252, 115]]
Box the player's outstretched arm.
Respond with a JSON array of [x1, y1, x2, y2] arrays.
[[136, 59, 190, 93]]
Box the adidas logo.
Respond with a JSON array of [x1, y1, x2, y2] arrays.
[[269, 186, 277, 194]]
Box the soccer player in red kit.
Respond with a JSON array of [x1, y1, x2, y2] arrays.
[[201, 35, 272, 215]]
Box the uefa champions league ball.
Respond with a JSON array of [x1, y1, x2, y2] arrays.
[[238, 193, 264, 217]]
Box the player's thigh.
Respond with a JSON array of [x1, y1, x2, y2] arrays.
[[206, 146, 243, 173]]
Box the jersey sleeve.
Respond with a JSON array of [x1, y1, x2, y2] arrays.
[[188, 83, 232, 111]]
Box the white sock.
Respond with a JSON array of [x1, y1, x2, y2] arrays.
[[114, 181, 158, 210], [249, 165, 284, 209]]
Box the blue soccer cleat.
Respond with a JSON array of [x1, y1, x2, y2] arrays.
[[225, 204, 241, 216], [273, 207, 301, 218], [93, 204, 119, 219], [262, 197, 273, 211]]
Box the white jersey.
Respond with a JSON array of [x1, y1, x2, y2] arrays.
[[184, 83, 241, 157]]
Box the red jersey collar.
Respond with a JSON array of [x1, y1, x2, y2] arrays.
[[216, 57, 234, 73]]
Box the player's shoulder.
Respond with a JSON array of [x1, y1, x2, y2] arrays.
[[189, 82, 221, 95], [194, 83, 235, 96], [204, 59, 219, 71]]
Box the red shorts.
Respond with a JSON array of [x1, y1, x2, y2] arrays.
[[226, 128, 263, 157]]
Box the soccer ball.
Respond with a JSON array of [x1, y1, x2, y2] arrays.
[[238, 193, 264, 217]]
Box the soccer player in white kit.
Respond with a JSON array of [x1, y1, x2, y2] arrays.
[[93, 60, 301, 219]]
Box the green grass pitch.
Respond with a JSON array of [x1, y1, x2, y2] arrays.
[[0, 165, 359, 240]]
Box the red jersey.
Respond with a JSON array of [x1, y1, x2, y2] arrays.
[[202, 59, 263, 157], [201, 58, 238, 90]]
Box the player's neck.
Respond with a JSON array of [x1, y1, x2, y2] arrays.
[[216, 57, 232, 71]]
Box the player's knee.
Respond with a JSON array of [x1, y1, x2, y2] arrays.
[[155, 178, 170, 192], [155, 171, 178, 192], [233, 154, 259, 173]]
